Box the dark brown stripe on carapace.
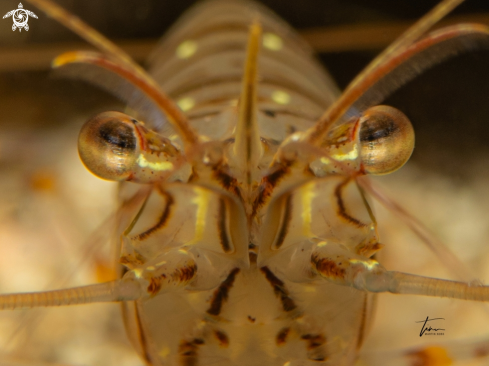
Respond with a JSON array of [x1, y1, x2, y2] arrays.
[[334, 179, 367, 228], [175, 263, 197, 282], [206, 268, 240, 316], [312, 254, 346, 280], [132, 190, 174, 241], [301, 333, 327, 362], [213, 166, 242, 200], [273, 194, 292, 249], [214, 330, 230, 347], [301, 334, 326, 350], [147, 263, 197, 296], [252, 161, 292, 217], [276, 327, 290, 346], [178, 338, 205, 366], [217, 198, 232, 253], [260, 266, 297, 312], [147, 273, 166, 296]]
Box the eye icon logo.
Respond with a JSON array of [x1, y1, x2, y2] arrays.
[[3, 3, 37, 32]]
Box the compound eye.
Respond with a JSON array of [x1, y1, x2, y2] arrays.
[[78, 111, 139, 181], [359, 105, 415, 175]]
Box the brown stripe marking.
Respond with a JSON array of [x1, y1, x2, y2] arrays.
[[147, 273, 166, 296], [301, 334, 326, 350], [273, 194, 292, 249], [252, 162, 292, 217], [213, 165, 243, 200], [355, 240, 384, 257], [119, 252, 146, 267], [206, 268, 240, 316], [147, 263, 197, 296], [312, 254, 346, 280], [132, 191, 174, 241], [214, 330, 230, 348], [334, 179, 367, 227], [217, 198, 232, 253], [179, 338, 205, 366], [260, 266, 297, 312], [276, 327, 290, 346], [301, 333, 327, 362]]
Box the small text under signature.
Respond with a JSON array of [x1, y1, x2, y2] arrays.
[[415, 316, 445, 337]]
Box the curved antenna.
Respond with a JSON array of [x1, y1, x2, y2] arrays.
[[335, 24, 489, 125], [26, 0, 200, 148], [303, 0, 466, 146], [53, 51, 173, 134]]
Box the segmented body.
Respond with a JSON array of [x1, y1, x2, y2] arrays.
[[119, 2, 372, 365]]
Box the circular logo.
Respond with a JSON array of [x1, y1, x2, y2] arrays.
[[12, 9, 28, 28], [3, 3, 37, 32]]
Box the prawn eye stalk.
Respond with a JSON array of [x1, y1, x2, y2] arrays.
[[359, 105, 415, 175], [78, 111, 180, 183]]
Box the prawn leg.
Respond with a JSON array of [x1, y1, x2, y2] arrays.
[[308, 241, 489, 302], [0, 248, 216, 309]]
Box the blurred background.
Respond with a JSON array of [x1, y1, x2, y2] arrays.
[[1, 0, 489, 365]]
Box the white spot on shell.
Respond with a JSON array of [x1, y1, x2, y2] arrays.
[[177, 97, 195, 111], [176, 40, 197, 59], [271, 90, 291, 105], [263, 32, 283, 51]]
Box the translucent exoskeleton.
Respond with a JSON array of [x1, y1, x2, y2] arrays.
[[1, 0, 489, 365]]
